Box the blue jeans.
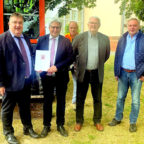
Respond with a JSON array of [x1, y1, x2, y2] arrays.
[[115, 69, 142, 124]]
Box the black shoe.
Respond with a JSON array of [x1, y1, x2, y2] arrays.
[[23, 128, 39, 138], [40, 126, 51, 138], [5, 133, 19, 144], [57, 125, 68, 137], [129, 124, 137, 132], [108, 118, 121, 126]]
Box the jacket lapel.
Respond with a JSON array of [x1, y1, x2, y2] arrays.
[[97, 33, 102, 55], [84, 32, 88, 62], [85, 32, 88, 52], [46, 35, 50, 50], [55, 35, 62, 64], [6, 31, 24, 61]]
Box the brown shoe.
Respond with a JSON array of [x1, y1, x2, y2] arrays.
[[74, 123, 82, 132], [95, 123, 104, 131]]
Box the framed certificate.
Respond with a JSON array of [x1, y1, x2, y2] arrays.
[[35, 50, 50, 71]]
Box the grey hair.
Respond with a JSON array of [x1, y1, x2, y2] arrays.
[[49, 19, 62, 28], [88, 16, 101, 26], [69, 21, 78, 27], [127, 18, 140, 25]]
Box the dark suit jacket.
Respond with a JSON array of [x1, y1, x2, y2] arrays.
[[36, 34, 73, 83], [72, 31, 110, 83], [0, 31, 34, 91]]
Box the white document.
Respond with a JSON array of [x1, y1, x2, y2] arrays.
[[35, 50, 50, 71]]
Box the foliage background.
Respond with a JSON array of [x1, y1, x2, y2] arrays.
[[1, 55, 144, 144], [115, 0, 144, 32]]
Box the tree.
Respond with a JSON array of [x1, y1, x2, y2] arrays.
[[115, 0, 144, 31], [115, 0, 144, 21], [45, 0, 97, 17]]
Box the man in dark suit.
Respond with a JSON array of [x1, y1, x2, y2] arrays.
[[72, 16, 110, 132], [36, 20, 73, 137], [0, 12, 39, 144]]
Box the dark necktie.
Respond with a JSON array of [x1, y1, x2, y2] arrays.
[[16, 37, 30, 77]]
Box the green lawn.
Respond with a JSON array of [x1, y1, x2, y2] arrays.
[[0, 54, 144, 144]]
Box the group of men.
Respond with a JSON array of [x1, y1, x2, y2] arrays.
[[0, 12, 144, 144]]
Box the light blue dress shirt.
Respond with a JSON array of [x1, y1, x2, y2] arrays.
[[9, 30, 32, 74], [121, 33, 138, 70]]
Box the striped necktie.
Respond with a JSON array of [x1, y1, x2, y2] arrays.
[[47, 38, 56, 76], [50, 38, 56, 66]]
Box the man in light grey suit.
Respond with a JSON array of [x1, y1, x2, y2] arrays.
[[73, 16, 110, 132]]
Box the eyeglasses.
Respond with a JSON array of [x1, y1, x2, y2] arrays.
[[89, 22, 99, 25], [50, 26, 61, 29], [11, 21, 23, 25]]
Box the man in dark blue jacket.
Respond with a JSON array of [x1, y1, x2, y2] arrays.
[[109, 18, 144, 132], [0, 13, 39, 144], [36, 20, 73, 137]]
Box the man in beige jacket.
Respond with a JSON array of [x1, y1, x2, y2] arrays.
[[72, 16, 110, 132]]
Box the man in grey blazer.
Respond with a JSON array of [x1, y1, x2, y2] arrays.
[[73, 16, 110, 132]]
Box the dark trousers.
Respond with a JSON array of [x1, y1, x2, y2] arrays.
[[41, 73, 68, 127], [76, 69, 103, 124], [1, 78, 32, 135]]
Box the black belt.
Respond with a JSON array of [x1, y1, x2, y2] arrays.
[[86, 69, 98, 72]]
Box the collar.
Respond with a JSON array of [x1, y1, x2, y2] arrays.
[[123, 30, 142, 39], [127, 32, 138, 39], [49, 35, 59, 40], [88, 31, 98, 38], [9, 30, 24, 38]]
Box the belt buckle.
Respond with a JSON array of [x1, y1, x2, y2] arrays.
[[123, 68, 135, 73], [87, 70, 91, 72], [46, 73, 55, 77]]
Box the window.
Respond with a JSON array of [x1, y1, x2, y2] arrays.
[[45, 8, 84, 35]]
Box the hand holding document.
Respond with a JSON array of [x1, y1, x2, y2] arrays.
[[35, 50, 50, 71]]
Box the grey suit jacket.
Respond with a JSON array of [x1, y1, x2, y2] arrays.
[[72, 31, 110, 83]]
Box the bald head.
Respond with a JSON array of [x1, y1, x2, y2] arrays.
[[88, 16, 101, 35], [69, 21, 78, 38]]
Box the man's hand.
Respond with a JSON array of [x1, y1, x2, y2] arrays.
[[115, 76, 118, 81], [0, 87, 5, 96], [139, 76, 144, 82], [36, 70, 42, 73], [48, 65, 58, 73]]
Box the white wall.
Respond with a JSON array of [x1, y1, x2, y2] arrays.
[[84, 0, 122, 36]]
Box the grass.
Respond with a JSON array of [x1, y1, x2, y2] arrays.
[[0, 54, 144, 144]]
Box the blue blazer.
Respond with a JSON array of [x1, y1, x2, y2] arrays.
[[36, 34, 73, 81], [114, 30, 144, 78], [0, 31, 34, 91]]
